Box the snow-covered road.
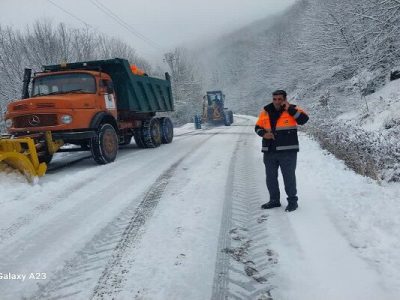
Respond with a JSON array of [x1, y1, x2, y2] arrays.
[[0, 115, 399, 300]]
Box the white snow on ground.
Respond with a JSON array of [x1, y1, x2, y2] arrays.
[[119, 124, 242, 300], [335, 79, 400, 131], [0, 115, 399, 299], [260, 133, 400, 299], [173, 122, 197, 135]]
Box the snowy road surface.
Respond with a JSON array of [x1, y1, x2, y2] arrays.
[[0, 115, 399, 300]]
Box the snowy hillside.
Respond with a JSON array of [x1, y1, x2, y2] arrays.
[[194, 0, 400, 181], [307, 79, 400, 182], [0, 117, 399, 299]]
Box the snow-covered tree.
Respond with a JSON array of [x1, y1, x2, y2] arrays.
[[164, 47, 203, 124]]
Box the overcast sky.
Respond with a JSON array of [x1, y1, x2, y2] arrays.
[[0, 0, 295, 62]]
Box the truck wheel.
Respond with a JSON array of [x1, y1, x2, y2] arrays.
[[133, 129, 146, 148], [160, 117, 174, 143], [91, 123, 118, 164], [194, 115, 202, 129], [142, 118, 162, 148]]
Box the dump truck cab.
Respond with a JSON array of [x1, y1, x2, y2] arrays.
[[6, 70, 117, 136], [5, 58, 173, 144], [1, 58, 174, 182]]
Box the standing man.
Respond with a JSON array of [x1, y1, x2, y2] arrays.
[[255, 90, 309, 212]]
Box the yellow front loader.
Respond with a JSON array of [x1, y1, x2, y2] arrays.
[[0, 132, 63, 183]]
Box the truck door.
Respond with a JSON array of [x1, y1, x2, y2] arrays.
[[100, 79, 116, 111]]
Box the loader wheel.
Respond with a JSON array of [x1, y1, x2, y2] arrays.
[[228, 111, 234, 124], [142, 118, 162, 148], [91, 123, 118, 164], [133, 129, 146, 148], [194, 115, 202, 129], [223, 112, 231, 126], [160, 117, 174, 144]]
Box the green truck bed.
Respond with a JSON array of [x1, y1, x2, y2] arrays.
[[43, 58, 174, 113]]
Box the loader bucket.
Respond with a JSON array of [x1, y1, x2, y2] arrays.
[[0, 137, 47, 183]]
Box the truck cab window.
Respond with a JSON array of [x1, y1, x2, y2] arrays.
[[32, 73, 96, 96]]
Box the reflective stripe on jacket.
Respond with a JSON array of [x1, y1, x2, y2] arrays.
[[255, 103, 309, 153]]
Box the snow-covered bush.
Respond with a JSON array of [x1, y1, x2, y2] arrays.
[[164, 48, 203, 125]]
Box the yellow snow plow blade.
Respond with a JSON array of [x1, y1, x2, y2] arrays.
[[0, 136, 47, 183]]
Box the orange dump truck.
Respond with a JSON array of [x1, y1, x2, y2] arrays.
[[0, 58, 174, 182]]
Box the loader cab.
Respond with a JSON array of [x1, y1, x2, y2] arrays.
[[206, 91, 225, 107], [200, 90, 233, 126]]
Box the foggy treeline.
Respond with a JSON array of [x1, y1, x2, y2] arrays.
[[199, 0, 400, 114], [0, 20, 203, 127], [0, 20, 151, 123], [196, 0, 400, 181]]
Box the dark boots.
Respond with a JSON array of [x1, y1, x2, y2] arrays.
[[285, 202, 298, 212], [261, 200, 298, 212], [261, 201, 281, 209]]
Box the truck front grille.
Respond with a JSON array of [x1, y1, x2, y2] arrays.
[[36, 103, 55, 109], [13, 104, 29, 111], [14, 114, 58, 128]]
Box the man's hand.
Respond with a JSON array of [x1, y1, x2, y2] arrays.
[[281, 100, 290, 111], [263, 131, 275, 140]]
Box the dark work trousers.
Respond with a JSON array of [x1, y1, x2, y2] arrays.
[[263, 151, 298, 204]]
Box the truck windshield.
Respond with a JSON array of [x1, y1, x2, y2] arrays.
[[32, 73, 96, 97]]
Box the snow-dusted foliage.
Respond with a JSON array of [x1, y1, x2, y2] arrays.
[[196, 0, 400, 181], [308, 108, 400, 182], [164, 48, 203, 125]]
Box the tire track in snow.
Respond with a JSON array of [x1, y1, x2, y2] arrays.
[[212, 116, 277, 300], [0, 175, 98, 245], [0, 142, 152, 246], [0, 148, 148, 245], [0, 128, 212, 246], [28, 132, 219, 300], [89, 156, 186, 300]]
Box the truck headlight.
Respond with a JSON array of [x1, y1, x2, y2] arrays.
[[5, 119, 12, 128], [60, 115, 73, 124]]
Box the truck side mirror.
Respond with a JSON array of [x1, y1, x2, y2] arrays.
[[22, 68, 32, 99], [100, 80, 114, 94], [107, 85, 114, 94]]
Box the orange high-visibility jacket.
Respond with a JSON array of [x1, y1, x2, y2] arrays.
[[255, 103, 309, 152]]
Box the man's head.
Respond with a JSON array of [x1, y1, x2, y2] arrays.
[[272, 90, 287, 110]]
